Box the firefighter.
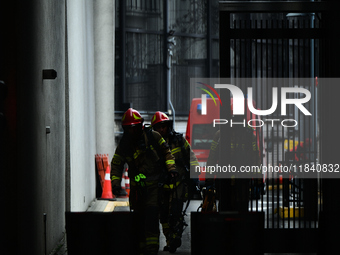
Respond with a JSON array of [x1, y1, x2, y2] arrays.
[[151, 111, 199, 253], [199, 129, 220, 212], [205, 118, 262, 211], [111, 108, 177, 255]]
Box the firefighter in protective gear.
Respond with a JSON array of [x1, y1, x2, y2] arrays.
[[151, 111, 199, 253], [198, 130, 220, 212], [111, 108, 177, 255], [205, 118, 262, 211]]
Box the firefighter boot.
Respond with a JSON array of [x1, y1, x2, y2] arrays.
[[169, 237, 181, 253], [168, 215, 187, 253]]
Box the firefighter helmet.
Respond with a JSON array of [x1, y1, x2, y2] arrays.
[[122, 108, 143, 126], [151, 111, 170, 127]]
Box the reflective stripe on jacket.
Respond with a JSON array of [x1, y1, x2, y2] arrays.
[[111, 130, 176, 188]]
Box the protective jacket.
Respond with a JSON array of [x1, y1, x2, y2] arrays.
[[206, 126, 262, 211], [166, 132, 199, 183], [207, 126, 260, 167], [111, 128, 176, 188]]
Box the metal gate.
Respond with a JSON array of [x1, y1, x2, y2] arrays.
[[219, 1, 334, 252]]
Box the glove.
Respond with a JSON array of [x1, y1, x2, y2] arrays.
[[112, 186, 121, 196]]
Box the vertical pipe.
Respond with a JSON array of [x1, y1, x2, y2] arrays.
[[163, 0, 168, 111], [239, 20, 242, 78], [219, 8, 231, 211], [120, 0, 126, 106], [282, 19, 287, 229], [286, 35, 291, 229], [234, 20, 237, 78], [276, 34, 280, 229], [297, 28, 300, 227], [310, 8, 319, 228], [298, 22, 302, 229], [266, 32, 275, 225], [164, 0, 175, 125], [207, 0, 212, 77], [280, 23, 285, 229], [292, 21, 297, 228], [307, 20, 311, 228], [302, 28, 307, 229], [270, 26, 274, 223]]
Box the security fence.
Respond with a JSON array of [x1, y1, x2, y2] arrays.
[[218, 1, 337, 252]]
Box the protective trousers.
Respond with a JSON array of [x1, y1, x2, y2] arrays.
[[130, 182, 160, 255], [159, 181, 185, 248]]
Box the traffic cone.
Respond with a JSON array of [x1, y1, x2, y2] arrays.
[[102, 154, 109, 170], [125, 168, 130, 196], [100, 166, 116, 200], [95, 154, 105, 188]]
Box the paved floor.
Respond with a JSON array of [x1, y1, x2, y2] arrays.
[[84, 198, 317, 255], [158, 201, 199, 255]]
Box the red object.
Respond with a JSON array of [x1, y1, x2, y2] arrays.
[[95, 154, 105, 188], [122, 108, 143, 126], [102, 154, 109, 170], [185, 97, 266, 182], [185, 98, 221, 181], [101, 166, 115, 199], [151, 111, 170, 126]]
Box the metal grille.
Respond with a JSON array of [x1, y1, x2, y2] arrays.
[[115, 0, 220, 114], [219, 2, 330, 235]]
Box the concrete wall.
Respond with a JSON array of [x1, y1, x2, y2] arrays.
[[14, 1, 66, 254], [66, 0, 97, 212], [1, 0, 115, 253], [93, 0, 116, 160], [66, 0, 116, 212]]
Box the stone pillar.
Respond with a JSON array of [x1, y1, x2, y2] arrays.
[[93, 0, 115, 160]]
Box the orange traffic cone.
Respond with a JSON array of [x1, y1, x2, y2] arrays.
[[102, 154, 109, 169], [99, 166, 116, 201], [95, 154, 105, 188]]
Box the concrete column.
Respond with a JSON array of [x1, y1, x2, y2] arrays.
[[67, 0, 96, 211], [93, 0, 115, 160]]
